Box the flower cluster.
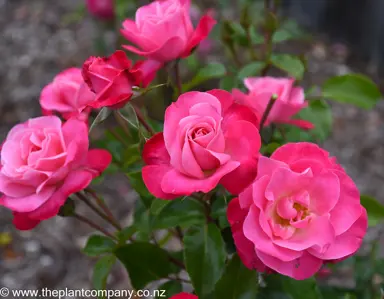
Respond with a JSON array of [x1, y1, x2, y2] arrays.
[[1, 0, 370, 288]]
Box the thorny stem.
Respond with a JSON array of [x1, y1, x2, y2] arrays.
[[261, 0, 276, 76], [132, 105, 156, 136], [85, 188, 122, 230], [76, 192, 121, 231], [113, 110, 132, 137], [73, 213, 118, 241], [259, 95, 278, 131], [174, 60, 183, 97], [108, 128, 130, 148]]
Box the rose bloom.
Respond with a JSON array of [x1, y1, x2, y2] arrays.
[[40, 68, 95, 120], [233, 77, 313, 129], [86, 0, 114, 20], [170, 294, 197, 299], [227, 142, 367, 280], [121, 0, 216, 62], [142, 90, 261, 199], [0, 116, 111, 230], [82, 50, 161, 109]]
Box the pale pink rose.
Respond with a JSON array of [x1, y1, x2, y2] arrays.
[[40, 68, 95, 120], [0, 116, 112, 230], [170, 294, 198, 299], [82, 50, 162, 109], [142, 90, 261, 199], [233, 77, 314, 129], [227, 142, 367, 280], [86, 0, 114, 20], [121, 0, 216, 62]]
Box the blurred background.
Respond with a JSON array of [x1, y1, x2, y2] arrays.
[[1, 0, 384, 296]]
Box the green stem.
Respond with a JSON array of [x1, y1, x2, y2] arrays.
[[73, 213, 118, 241], [174, 60, 183, 97], [133, 105, 156, 136], [76, 192, 121, 231], [259, 95, 277, 131], [85, 188, 122, 230]]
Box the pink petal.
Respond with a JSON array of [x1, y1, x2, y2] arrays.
[[142, 165, 178, 200], [330, 170, 364, 235], [257, 250, 323, 280], [224, 120, 261, 161], [308, 171, 340, 215], [86, 149, 112, 175], [12, 212, 41, 230], [0, 186, 55, 213], [161, 161, 240, 195], [284, 119, 314, 130], [123, 36, 186, 62], [182, 14, 216, 57], [309, 208, 367, 260], [273, 215, 335, 251], [207, 89, 234, 114], [143, 133, 170, 165], [243, 205, 302, 262], [27, 169, 94, 220]]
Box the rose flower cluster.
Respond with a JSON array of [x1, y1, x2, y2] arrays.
[[0, 0, 367, 286]]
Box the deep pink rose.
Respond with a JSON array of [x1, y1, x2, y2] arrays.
[[227, 142, 367, 280], [233, 77, 314, 129], [142, 90, 261, 199], [82, 50, 161, 109], [0, 116, 112, 230], [170, 294, 198, 299], [40, 68, 95, 120], [86, 0, 114, 20], [121, 0, 216, 62]]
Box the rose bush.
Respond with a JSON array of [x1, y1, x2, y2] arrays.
[[2, 0, 383, 297], [0, 116, 111, 230], [142, 90, 261, 198], [121, 0, 216, 62], [227, 142, 368, 279]]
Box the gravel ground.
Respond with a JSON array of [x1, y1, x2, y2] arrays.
[[1, 0, 384, 296]]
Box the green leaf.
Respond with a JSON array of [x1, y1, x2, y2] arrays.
[[219, 76, 239, 91], [280, 277, 322, 299], [157, 281, 182, 299], [211, 195, 229, 229], [184, 223, 226, 297], [150, 199, 172, 215], [360, 195, 384, 227], [183, 63, 227, 91], [117, 226, 137, 244], [261, 142, 281, 156], [238, 62, 265, 80], [92, 255, 116, 296], [117, 104, 139, 129], [114, 242, 177, 289], [259, 275, 321, 299], [284, 99, 332, 142], [215, 254, 258, 299], [152, 198, 206, 229], [126, 171, 153, 204], [271, 54, 305, 80], [273, 20, 308, 43], [90, 108, 112, 132], [83, 235, 116, 257], [322, 74, 382, 109]]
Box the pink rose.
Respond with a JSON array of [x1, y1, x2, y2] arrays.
[[0, 116, 112, 230], [86, 0, 114, 20], [40, 68, 95, 120], [233, 77, 314, 129], [82, 50, 161, 109], [121, 0, 216, 62], [142, 90, 261, 199], [227, 142, 367, 280], [170, 294, 198, 299]]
